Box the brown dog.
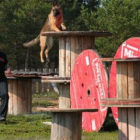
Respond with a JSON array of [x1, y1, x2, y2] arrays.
[[23, 4, 66, 63]]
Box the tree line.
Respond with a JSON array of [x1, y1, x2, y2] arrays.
[[0, 0, 140, 69]]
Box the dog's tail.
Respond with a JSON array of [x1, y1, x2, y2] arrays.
[[23, 35, 40, 47]]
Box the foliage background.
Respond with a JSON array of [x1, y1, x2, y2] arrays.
[[0, 0, 140, 69]]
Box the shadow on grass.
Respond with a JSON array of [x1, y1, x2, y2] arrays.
[[100, 108, 118, 132]]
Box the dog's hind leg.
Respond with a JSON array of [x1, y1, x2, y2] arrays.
[[45, 36, 53, 63], [40, 36, 46, 63]]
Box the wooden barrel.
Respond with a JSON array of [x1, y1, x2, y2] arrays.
[[44, 108, 98, 140], [8, 78, 32, 115], [59, 35, 95, 108], [116, 59, 140, 140], [42, 31, 112, 109], [101, 59, 140, 140]]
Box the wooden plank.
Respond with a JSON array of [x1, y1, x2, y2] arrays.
[[41, 76, 70, 80], [118, 108, 128, 140], [121, 62, 128, 99], [51, 113, 59, 140], [8, 80, 13, 114], [101, 58, 115, 62], [102, 98, 140, 102], [101, 97, 140, 107], [70, 37, 79, 72], [17, 79, 23, 113], [58, 113, 66, 140], [101, 98, 140, 105], [128, 62, 134, 99], [134, 62, 140, 98], [41, 31, 112, 37], [117, 62, 122, 99], [59, 83, 70, 108], [59, 37, 66, 77], [41, 79, 70, 83], [70, 112, 82, 140], [39, 108, 98, 112], [101, 104, 140, 107], [102, 58, 140, 62], [26, 79, 31, 113], [65, 37, 71, 77], [136, 108, 140, 140], [121, 108, 128, 140], [118, 108, 122, 140], [41, 76, 70, 83], [128, 108, 136, 140], [25, 79, 32, 113], [12, 80, 18, 115]]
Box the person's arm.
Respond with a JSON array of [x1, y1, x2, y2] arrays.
[[4, 53, 11, 74], [5, 65, 11, 74]]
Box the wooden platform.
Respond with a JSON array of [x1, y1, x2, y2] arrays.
[[40, 108, 98, 112], [41, 31, 112, 37], [49, 108, 98, 140], [101, 98, 140, 107], [41, 76, 70, 83], [101, 58, 140, 62]]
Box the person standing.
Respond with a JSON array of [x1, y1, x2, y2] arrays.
[[0, 47, 10, 121]]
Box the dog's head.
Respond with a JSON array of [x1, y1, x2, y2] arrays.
[[52, 4, 62, 17]]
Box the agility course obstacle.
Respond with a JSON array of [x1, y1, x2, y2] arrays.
[[109, 37, 140, 126], [41, 31, 111, 140], [7, 29, 140, 140], [102, 58, 140, 140]]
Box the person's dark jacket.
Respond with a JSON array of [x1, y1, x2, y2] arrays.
[[0, 51, 8, 81]]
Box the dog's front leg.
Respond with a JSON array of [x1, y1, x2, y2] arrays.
[[61, 23, 66, 30], [45, 36, 53, 64], [40, 36, 47, 63], [51, 25, 61, 32]]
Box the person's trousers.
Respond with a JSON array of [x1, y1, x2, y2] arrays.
[[0, 80, 9, 118]]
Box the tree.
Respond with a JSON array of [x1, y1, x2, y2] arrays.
[[2, 0, 140, 69], [0, 0, 100, 69], [81, 0, 140, 57], [0, 0, 51, 69]]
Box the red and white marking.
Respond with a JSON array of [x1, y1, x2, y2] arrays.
[[70, 50, 108, 132], [109, 37, 140, 125]]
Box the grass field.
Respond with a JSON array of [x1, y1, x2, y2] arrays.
[[0, 92, 118, 140]]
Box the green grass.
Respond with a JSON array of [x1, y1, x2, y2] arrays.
[[0, 114, 118, 140], [0, 114, 51, 140], [32, 92, 58, 112], [32, 92, 59, 100], [33, 100, 57, 108], [82, 131, 118, 140], [0, 92, 118, 140]]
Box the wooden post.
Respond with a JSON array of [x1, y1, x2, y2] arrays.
[[59, 36, 95, 108], [44, 108, 98, 140], [8, 78, 32, 115], [51, 112, 82, 140]]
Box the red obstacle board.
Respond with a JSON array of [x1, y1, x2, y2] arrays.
[[109, 37, 140, 125], [70, 50, 108, 132]]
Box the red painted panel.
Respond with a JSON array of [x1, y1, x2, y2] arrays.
[[70, 50, 108, 132], [109, 37, 140, 125]]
